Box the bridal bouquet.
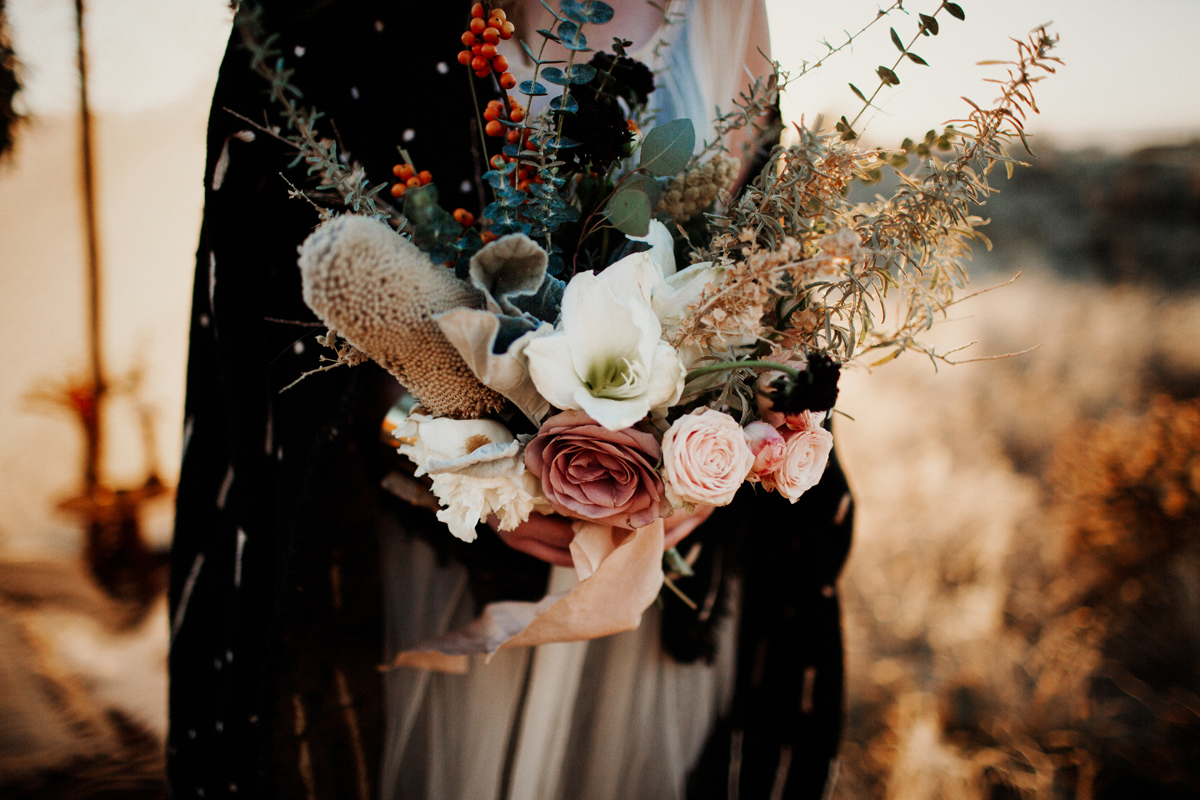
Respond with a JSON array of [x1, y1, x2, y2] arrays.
[[244, 0, 1059, 666]]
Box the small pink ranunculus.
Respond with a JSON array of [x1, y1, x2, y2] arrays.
[[524, 409, 664, 529], [760, 412, 832, 503], [743, 421, 786, 481], [662, 409, 755, 506]]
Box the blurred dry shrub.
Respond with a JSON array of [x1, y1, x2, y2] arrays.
[[833, 277, 1200, 800]]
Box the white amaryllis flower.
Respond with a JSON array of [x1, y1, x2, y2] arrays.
[[396, 411, 547, 541], [524, 267, 685, 432]]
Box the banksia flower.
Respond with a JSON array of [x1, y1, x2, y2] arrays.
[[298, 215, 507, 418], [655, 155, 740, 223]]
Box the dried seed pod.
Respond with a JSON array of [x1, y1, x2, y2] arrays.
[[655, 155, 741, 223], [298, 215, 507, 418]]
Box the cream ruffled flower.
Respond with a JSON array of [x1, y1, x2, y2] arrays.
[[397, 411, 548, 541]]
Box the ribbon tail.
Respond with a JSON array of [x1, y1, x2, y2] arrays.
[[386, 519, 665, 672]]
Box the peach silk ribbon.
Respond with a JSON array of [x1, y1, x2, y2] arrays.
[[386, 519, 666, 673]]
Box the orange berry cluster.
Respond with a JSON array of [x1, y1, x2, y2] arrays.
[[390, 164, 475, 228], [483, 97, 528, 144], [483, 98, 542, 193], [390, 162, 432, 199], [457, 4, 516, 88]]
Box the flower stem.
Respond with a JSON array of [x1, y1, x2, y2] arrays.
[[684, 360, 802, 382], [662, 575, 698, 610]]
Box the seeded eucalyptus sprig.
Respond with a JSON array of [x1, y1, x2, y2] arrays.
[[838, 0, 966, 141]]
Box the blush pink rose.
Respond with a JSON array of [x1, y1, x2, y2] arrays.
[[662, 409, 756, 506], [524, 409, 664, 529], [743, 421, 786, 481], [760, 412, 833, 502]]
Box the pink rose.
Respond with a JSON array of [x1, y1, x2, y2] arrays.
[[743, 421, 786, 481], [524, 410, 664, 529], [760, 412, 832, 502], [662, 409, 756, 506]]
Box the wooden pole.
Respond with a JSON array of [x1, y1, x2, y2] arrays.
[[73, 0, 103, 491]]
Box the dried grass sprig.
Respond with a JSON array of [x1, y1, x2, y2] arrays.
[[681, 26, 1059, 375], [232, 3, 396, 220]]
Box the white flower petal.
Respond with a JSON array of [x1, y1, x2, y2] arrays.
[[572, 388, 651, 431], [560, 272, 646, 379], [525, 332, 587, 410], [426, 442, 521, 475], [656, 262, 717, 318], [644, 340, 686, 410], [419, 417, 514, 457], [627, 219, 677, 278], [596, 251, 662, 306]]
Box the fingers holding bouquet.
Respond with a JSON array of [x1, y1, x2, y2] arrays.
[[486, 504, 715, 568]]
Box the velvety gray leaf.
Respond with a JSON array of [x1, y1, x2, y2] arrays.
[[510, 274, 566, 324]]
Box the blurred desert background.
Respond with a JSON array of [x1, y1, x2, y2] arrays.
[[1, 0, 1198, 797]]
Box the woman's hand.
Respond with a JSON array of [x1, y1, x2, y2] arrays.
[[489, 512, 576, 567], [487, 504, 715, 568]]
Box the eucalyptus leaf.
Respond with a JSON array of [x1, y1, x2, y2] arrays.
[[527, 182, 558, 200], [622, 173, 663, 211], [557, 21, 588, 51], [536, 28, 560, 42], [541, 67, 570, 85], [605, 184, 652, 237], [919, 13, 939, 35], [497, 192, 527, 209], [519, 80, 549, 96], [519, 39, 542, 63], [549, 94, 579, 113], [944, 2, 965, 20], [568, 63, 598, 84], [403, 185, 461, 253], [561, 0, 614, 24], [638, 118, 695, 176]]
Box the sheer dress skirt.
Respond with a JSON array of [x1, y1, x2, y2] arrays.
[[379, 520, 739, 800]]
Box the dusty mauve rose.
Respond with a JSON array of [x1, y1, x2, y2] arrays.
[[743, 421, 786, 482], [761, 412, 833, 502], [662, 409, 755, 506], [524, 410, 664, 529]]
